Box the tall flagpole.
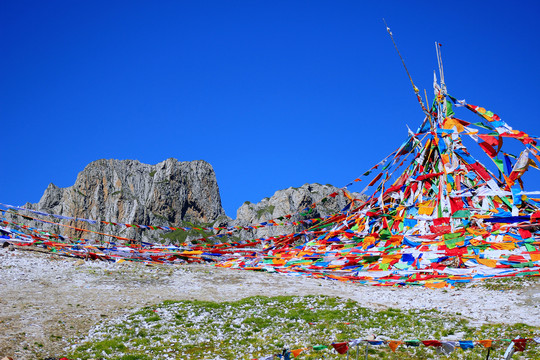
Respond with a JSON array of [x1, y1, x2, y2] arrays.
[[383, 19, 431, 118]]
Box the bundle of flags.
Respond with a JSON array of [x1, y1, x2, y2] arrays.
[[215, 81, 540, 287]]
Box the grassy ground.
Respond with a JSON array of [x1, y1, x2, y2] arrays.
[[478, 275, 539, 291], [66, 295, 539, 360]]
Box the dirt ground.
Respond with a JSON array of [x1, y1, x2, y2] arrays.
[[1, 246, 539, 359]]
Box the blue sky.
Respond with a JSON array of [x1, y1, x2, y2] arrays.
[[1, 1, 539, 219]]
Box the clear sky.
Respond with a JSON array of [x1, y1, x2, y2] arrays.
[[2, 1, 540, 219]]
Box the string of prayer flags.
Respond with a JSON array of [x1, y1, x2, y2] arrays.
[[249, 337, 537, 359], [57, 337, 540, 360]]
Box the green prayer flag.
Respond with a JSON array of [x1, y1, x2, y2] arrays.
[[512, 262, 534, 268], [446, 100, 455, 117], [452, 210, 471, 218], [500, 196, 512, 208], [313, 345, 328, 351], [445, 237, 464, 249], [493, 158, 504, 173], [517, 270, 540, 276], [394, 262, 410, 269], [405, 340, 420, 347], [363, 255, 380, 263], [472, 121, 494, 130], [525, 243, 536, 252], [444, 232, 463, 240]]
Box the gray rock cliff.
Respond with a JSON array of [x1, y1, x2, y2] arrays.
[[229, 183, 365, 241], [11, 158, 227, 243]]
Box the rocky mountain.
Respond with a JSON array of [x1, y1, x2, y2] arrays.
[[6, 159, 365, 245], [230, 183, 364, 241], [9, 158, 227, 243]]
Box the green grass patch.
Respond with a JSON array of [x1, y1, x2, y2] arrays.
[[67, 295, 540, 360], [479, 275, 540, 291], [256, 205, 275, 219]]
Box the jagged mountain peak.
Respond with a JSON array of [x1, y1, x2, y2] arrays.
[[17, 158, 226, 242]]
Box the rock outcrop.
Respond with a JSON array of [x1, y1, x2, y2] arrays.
[[11, 158, 227, 242], [7, 159, 365, 245], [230, 183, 365, 241]]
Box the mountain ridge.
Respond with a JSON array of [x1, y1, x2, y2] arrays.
[[8, 158, 361, 244]]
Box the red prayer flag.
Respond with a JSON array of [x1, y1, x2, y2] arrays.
[[368, 173, 383, 187], [512, 339, 528, 352], [478, 141, 497, 158], [449, 197, 465, 213], [478, 134, 499, 147], [518, 228, 532, 239], [416, 172, 444, 181], [422, 340, 442, 347], [331, 342, 349, 354], [433, 217, 450, 226], [466, 162, 492, 181]]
